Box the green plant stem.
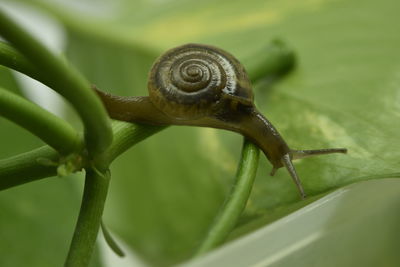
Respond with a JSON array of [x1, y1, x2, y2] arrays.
[[0, 122, 163, 191], [100, 221, 125, 257], [0, 41, 40, 81], [105, 121, 166, 162], [65, 168, 110, 267], [66, 121, 165, 266], [243, 39, 296, 82], [0, 87, 81, 154], [195, 139, 260, 256], [0, 146, 58, 190], [0, 10, 112, 155]]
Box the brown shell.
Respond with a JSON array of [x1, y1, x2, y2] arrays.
[[148, 43, 253, 119]]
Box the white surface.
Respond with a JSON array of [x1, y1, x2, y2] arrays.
[[181, 179, 400, 267]]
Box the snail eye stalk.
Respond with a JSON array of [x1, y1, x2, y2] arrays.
[[281, 153, 306, 199], [291, 148, 348, 160], [278, 149, 347, 198]]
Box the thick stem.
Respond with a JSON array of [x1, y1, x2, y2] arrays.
[[0, 10, 112, 155], [105, 120, 166, 163], [0, 146, 58, 190], [0, 87, 81, 154], [0, 41, 40, 81], [0, 121, 163, 190], [65, 168, 110, 267], [195, 139, 260, 255]]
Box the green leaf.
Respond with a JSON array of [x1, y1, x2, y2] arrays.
[[7, 0, 400, 265]]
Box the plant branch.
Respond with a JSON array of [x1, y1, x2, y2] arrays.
[[0, 87, 82, 154], [195, 139, 260, 256], [0, 146, 58, 190], [65, 121, 166, 265], [100, 221, 125, 257], [105, 121, 166, 163], [0, 10, 112, 155], [0, 41, 41, 81], [65, 168, 110, 267], [0, 121, 163, 190], [242, 39, 296, 82]]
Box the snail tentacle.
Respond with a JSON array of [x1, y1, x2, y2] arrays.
[[291, 148, 347, 160], [281, 153, 306, 199]]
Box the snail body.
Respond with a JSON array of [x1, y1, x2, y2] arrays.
[[95, 43, 347, 198]]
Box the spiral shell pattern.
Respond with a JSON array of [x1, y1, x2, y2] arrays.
[[148, 43, 252, 119]]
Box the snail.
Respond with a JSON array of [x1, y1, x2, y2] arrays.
[[94, 43, 347, 199]]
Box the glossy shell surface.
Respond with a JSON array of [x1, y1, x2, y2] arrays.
[[148, 43, 253, 119]]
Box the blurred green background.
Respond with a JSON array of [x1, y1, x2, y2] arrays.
[[0, 0, 400, 266]]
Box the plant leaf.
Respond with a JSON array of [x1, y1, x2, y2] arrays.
[[9, 0, 400, 264]]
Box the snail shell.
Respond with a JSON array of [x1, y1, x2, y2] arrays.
[[148, 43, 253, 119]]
